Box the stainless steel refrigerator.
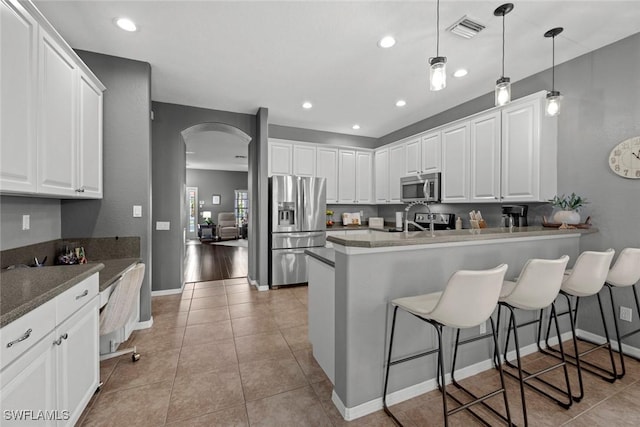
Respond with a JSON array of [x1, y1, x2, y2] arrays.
[[269, 175, 326, 287]]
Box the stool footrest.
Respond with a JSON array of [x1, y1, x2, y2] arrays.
[[388, 347, 439, 367], [448, 380, 512, 425], [502, 362, 572, 409], [544, 339, 617, 382]]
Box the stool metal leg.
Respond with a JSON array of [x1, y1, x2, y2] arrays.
[[604, 282, 640, 378], [435, 323, 449, 427], [382, 306, 403, 425]]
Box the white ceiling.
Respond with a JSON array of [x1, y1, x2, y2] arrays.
[[34, 1, 640, 170]]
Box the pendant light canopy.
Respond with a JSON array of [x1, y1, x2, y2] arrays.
[[429, 0, 446, 91], [494, 3, 514, 106], [544, 27, 564, 116]]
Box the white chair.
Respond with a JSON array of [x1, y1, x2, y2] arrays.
[[541, 249, 615, 402], [603, 248, 640, 379], [497, 256, 571, 426], [100, 263, 145, 362], [383, 264, 512, 426]]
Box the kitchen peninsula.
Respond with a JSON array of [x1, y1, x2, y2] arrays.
[[306, 226, 596, 420]]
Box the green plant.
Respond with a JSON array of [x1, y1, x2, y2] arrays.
[[548, 193, 588, 210], [326, 209, 334, 216]]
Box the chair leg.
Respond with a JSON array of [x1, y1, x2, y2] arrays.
[[502, 305, 528, 426], [490, 317, 513, 426], [595, 292, 619, 380], [435, 324, 450, 427], [606, 283, 627, 378], [382, 306, 401, 424]]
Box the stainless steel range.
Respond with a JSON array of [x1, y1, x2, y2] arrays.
[[411, 212, 456, 230]]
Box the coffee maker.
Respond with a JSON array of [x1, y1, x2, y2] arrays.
[[501, 205, 528, 227]]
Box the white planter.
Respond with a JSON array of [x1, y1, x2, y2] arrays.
[[553, 209, 581, 225]]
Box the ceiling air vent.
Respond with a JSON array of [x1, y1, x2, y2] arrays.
[[448, 16, 486, 39]]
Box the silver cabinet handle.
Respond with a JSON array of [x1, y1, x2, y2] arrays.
[[76, 289, 89, 300], [7, 328, 33, 348], [54, 333, 68, 346], [75, 188, 85, 193]]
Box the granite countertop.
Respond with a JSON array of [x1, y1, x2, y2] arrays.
[[0, 257, 141, 328], [305, 247, 335, 267], [326, 226, 597, 248]]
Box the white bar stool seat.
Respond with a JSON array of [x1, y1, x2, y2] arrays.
[[383, 264, 512, 427]]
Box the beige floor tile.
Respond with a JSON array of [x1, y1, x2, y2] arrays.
[[224, 278, 249, 286], [98, 356, 120, 385], [194, 280, 225, 289], [228, 301, 272, 319], [268, 297, 307, 313], [280, 324, 312, 351], [82, 380, 173, 427], [177, 339, 238, 376], [187, 307, 230, 325], [182, 320, 233, 347], [167, 367, 245, 423], [184, 283, 195, 290], [153, 312, 189, 329], [239, 353, 308, 401], [131, 327, 185, 354], [231, 314, 279, 337], [192, 286, 227, 299], [564, 391, 640, 425], [272, 307, 308, 329], [165, 404, 248, 426], [234, 331, 291, 363], [152, 295, 192, 314], [227, 291, 260, 305], [101, 348, 180, 393], [225, 283, 254, 294], [311, 378, 334, 402], [190, 294, 228, 310], [245, 385, 332, 426], [181, 289, 193, 300], [294, 348, 329, 384]]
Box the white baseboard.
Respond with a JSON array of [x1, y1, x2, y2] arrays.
[[247, 275, 268, 291], [576, 328, 640, 359], [134, 317, 153, 330], [151, 286, 184, 296], [333, 330, 575, 421]]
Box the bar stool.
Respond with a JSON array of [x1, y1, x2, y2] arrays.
[[382, 264, 512, 427], [540, 248, 616, 402], [603, 248, 640, 379], [497, 255, 571, 426]]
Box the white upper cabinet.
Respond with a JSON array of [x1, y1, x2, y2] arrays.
[[404, 137, 421, 175], [338, 149, 356, 203], [421, 131, 441, 173], [441, 122, 470, 202], [355, 151, 373, 203], [268, 140, 292, 176], [316, 146, 338, 203], [470, 111, 501, 202], [374, 147, 389, 203], [0, 0, 38, 193], [292, 144, 315, 177], [388, 144, 405, 203], [0, 0, 104, 199]]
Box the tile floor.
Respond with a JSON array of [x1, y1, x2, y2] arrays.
[[79, 279, 640, 426]]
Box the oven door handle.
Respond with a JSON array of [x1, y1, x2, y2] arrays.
[[423, 179, 429, 199]]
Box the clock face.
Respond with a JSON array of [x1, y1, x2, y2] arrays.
[[609, 136, 640, 179]]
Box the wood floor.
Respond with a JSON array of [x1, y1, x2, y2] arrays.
[[183, 240, 248, 282]]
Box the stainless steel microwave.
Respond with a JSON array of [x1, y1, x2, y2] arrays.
[[400, 173, 441, 203]]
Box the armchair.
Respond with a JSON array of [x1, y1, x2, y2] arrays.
[[216, 212, 238, 240]]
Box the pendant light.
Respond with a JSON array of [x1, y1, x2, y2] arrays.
[[544, 27, 564, 116], [494, 3, 514, 106], [429, 0, 446, 91]]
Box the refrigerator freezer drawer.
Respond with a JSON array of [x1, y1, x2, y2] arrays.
[[271, 232, 325, 249], [271, 248, 309, 286]]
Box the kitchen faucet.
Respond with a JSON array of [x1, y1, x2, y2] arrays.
[[404, 201, 435, 236]]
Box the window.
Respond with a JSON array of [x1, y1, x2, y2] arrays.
[[234, 190, 248, 226], [187, 187, 198, 233]]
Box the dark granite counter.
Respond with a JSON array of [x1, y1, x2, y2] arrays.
[[305, 248, 335, 267], [97, 258, 141, 292]]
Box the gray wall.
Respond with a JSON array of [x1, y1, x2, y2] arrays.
[[186, 169, 248, 238], [0, 197, 61, 250], [269, 124, 378, 149], [253, 108, 270, 288], [61, 51, 153, 321], [152, 102, 257, 291]]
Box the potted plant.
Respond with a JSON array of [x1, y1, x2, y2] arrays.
[[548, 193, 588, 224]]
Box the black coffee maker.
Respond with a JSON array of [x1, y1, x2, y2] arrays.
[[501, 205, 528, 227]]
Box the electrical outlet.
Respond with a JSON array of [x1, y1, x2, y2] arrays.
[[479, 321, 487, 334], [620, 306, 633, 322]]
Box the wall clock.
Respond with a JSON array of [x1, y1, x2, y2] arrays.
[[609, 136, 640, 179]]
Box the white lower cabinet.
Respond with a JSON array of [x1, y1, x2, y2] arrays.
[[0, 275, 99, 427]]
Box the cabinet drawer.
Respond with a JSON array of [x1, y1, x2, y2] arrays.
[[56, 273, 98, 323], [0, 298, 56, 371]]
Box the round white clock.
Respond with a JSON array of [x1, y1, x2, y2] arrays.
[[609, 136, 640, 179]]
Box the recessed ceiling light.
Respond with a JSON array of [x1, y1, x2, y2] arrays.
[[302, 101, 313, 109], [378, 36, 396, 48], [352, 124, 361, 130], [453, 68, 468, 78], [396, 100, 407, 107], [115, 17, 137, 32]]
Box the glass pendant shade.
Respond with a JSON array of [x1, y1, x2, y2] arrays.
[[495, 77, 511, 106], [429, 56, 447, 91], [545, 91, 562, 116]]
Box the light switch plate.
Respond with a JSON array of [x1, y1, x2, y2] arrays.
[[133, 205, 142, 217], [22, 215, 30, 230], [156, 221, 170, 230]]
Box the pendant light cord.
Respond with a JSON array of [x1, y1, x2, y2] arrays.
[[501, 12, 505, 77], [436, 0, 440, 57], [551, 35, 556, 92]]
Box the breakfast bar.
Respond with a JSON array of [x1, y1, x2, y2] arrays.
[[307, 226, 596, 420]]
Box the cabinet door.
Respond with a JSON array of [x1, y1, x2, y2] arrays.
[[441, 122, 470, 202], [470, 112, 501, 202], [338, 149, 356, 203], [77, 72, 103, 198], [374, 148, 389, 203], [38, 28, 78, 196], [268, 141, 292, 176], [388, 144, 405, 203], [355, 151, 372, 203], [0, 330, 57, 427], [56, 297, 99, 427], [292, 144, 315, 177], [421, 132, 441, 173], [404, 137, 421, 175], [316, 147, 338, 203], [0, 0, 38, 193], [501, 99, 540, 201]]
